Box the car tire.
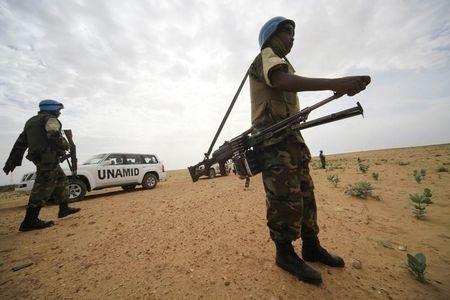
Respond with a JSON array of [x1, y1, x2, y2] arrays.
[[68, 179, 87, 202], [121, 184, 137, 191], [208, 168, 216, 179], [142, 173, 158, 189]]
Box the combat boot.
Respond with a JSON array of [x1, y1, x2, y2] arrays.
[[19, 207, 54, 232], [58, 203, 81, 218], [275, 240, 322, 285], [301, 236, 345, 267]]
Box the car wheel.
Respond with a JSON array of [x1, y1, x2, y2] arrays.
[[121, 184, 137, 191], [68, 179, 87, 201], [208, 168, 216, 179], [142, 173, 158, 189]]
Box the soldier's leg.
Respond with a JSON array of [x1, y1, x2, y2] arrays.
[[298, 144, 344, 267], [260, 141, 321, 284], [52, 165, 81, 218], [19, 167, 56, 231]]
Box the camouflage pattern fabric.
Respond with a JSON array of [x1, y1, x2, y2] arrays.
[[3, 131, 28, 174], [258, 134, 319, 242], [320, 153, 326, 169], [28, 164, 69, 208]]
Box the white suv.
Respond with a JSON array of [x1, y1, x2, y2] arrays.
[[15, 153, 166, 201]]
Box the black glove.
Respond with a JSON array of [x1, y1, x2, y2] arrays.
[[3, 162, 14, 175]]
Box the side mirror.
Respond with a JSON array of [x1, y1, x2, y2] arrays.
[[102, 159, 112, 166]]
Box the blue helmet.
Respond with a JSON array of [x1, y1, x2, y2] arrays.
[[39, 99, 64, 112], [258, 16, 295, 48]]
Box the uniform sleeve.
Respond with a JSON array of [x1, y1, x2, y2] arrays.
[[45, 118, 69, 151], [261, 47, 288, 87], [45, 117, 61, 132]]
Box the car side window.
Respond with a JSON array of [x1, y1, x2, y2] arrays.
[[125, 154, 144, 165], [106, 154, 124, 165], [143, 155, 158, 164]]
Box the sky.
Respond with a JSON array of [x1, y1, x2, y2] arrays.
[[0, 0, 449, 186]]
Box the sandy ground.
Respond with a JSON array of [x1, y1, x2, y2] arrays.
[[0, 144, 449, 299]]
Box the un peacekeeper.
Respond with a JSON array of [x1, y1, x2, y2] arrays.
[[319, 150, 326, 169], [7, 100, 80, 232], [250, 17, 370, 284]]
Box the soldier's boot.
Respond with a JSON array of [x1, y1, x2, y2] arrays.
[[301, 236, 345, 267], [58, 203, 81, 218], [19, 207, 54, 232], [275, 240, 322, 285]]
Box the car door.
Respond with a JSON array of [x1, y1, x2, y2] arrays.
[[96, 153, 126, 187], [123, 154, 143, 184]]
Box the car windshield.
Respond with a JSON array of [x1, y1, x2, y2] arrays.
[[83, 154, 107, 165]]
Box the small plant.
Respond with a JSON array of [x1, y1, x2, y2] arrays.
[[345, 181, 373, 199], [407, 253, 427, 283], [358, 163, 369, 173], [423, 188, 432, 198], [399, 161, 410, 166], [372, 172, 379, 180], [413, 169, 426, 183], [436, 166, 448, 172], [327, 174, 340, 187], [409, 188, 433, 219]]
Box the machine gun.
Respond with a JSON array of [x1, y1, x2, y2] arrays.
[[188, 93, 363, 182], [62, 129, 77, 178]]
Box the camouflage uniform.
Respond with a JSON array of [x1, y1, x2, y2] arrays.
[[250, 46, 319, 242], [24, 111, 70, 208], [319, 151, 326, 169]]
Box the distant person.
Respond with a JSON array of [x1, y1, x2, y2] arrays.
[[250, 17, 370, 284], [319, 150, 326, 169], [3, 99, 80, 232]]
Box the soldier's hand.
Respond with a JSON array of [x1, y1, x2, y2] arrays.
[[333, 75, 371, 97], [3, 165, 12, 175]]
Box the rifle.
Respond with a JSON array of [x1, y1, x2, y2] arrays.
[[188, 93, 363, 182], [63, 130, 77, 178]]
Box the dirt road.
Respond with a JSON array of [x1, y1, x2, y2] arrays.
[[1, 144, 449, 299]]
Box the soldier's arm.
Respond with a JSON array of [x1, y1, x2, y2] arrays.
[[270, 69, 371, 96], [45, 118, 69, 151]]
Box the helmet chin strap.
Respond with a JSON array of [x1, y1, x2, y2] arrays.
[[51, 110, 61, 117], [268, 36, 289, 58]]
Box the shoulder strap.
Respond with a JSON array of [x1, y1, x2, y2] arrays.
[[204, 67, 249, 159]]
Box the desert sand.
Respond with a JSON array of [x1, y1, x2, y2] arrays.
[[0, 144, 449, 299]]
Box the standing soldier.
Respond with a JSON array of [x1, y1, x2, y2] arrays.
[[319, 150, 326, 169], [3, 99, 81, 232], [250, 17, 370, 284]]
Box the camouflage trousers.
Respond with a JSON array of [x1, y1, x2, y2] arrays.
[[258, 136, 319, 242], [28, 164, 69, 208]]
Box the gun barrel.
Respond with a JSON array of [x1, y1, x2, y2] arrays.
[[293, 102, 363, 131]]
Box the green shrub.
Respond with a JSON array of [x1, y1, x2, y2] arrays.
[[345, 181, 373, 199], [407, 253, 427, 283], [409, 188, 433, 219], [372, 172, 379, 180], [436, 166, 448, 172], [413, 169, 426, 183], [327, 174, 340, 187], [358, 163, 369, 173], [423, 188, 432, 199]]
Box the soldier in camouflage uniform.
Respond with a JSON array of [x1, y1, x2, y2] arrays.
[[3, 99, 81, 232], [319, 150, 326, 169], [250, 17, 370, 284]]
